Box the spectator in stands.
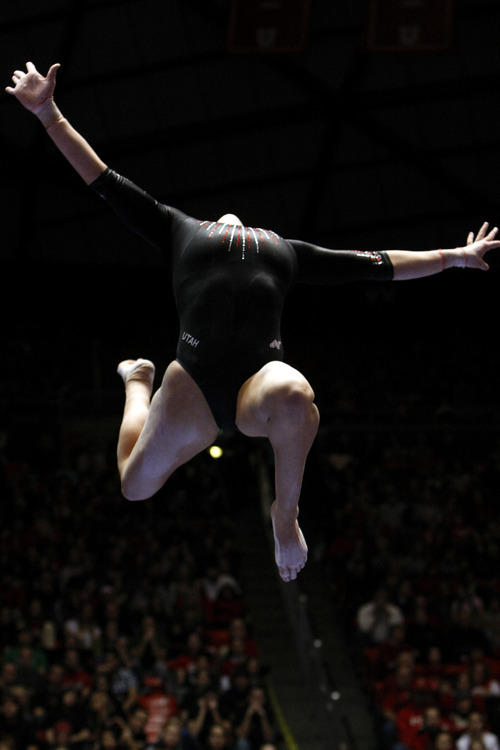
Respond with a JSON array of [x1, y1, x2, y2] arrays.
[[45, 719, 72, 750], [129, 616, 169, 680], [0, 693, 39, 749], [406, 599, 443, 661], [170, 632, 213, 678], [400, 705, 452, 750], [417, 647, 446, 688], [219, 668, 251, 728], [181, 668, 215, 711], [166, 667, 191, 707], [64, 602, 103, 655], [94, 726, 132, 749], [449, 696, 476, 735], [431, 731, 456, 750], [215, 621, 259, 685], [479, 597, 500, 652], [220, 639, 252, 682], [378, 661, 418, 750], [445, 607, 491, 664], [210, 587, 245, 630], [167, 563, 202, 620], [45, 686, 87, 742], [454, 673, 473, 702], [120, 706, 149, 749], [101, 620, 125, 656], [12, 645, 45, 697], [3, 629, 48, 675], [245, 658, 268, 690], [227, 620, 259, 661], [234, 686, 275, 750], [0, 662, 20, 699], [0, 606, 19, 649], [202, 562, 241, 605], [357, 588, 405, 646], [456, 712, 500, 750], [469, 661, 500, 700], [98, 706, 148, 750], [80, 689, 120, 745], [205, 723, 234, 750], [450, 588, 484, 627], [146, 716, 191, 749], [378, 626, 415, 675], [61, 648, 93, 693], [191, 688, 227, 738], [97, 650, 139, 714], [31, 663, 66, 723]]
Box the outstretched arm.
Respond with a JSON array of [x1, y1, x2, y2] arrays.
[[387, 223, 500, 280], [6, 62, 106, 184]]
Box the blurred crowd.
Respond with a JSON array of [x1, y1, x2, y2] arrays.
[[0, 426, 281, 750], [305, 405, 500, 750]]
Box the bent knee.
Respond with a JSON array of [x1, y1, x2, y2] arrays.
[[121, 486, 150, 502], [269, 377, 316, 414], [120, 466, 163, 502], [236, 363, 318, 436], [259, 378, 319, 440], [120, 478, 153, 502], [265, 379, 319, 443]]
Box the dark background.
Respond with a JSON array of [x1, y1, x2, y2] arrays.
[[1, 0, 499, 437]]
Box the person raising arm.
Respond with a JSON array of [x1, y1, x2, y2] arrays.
[[6, 61, 106, 184], [6, 62, 498, 276], [387, 221, 495, 279]]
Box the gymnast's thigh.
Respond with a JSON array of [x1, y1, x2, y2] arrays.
[[123, 361, 219, 499]]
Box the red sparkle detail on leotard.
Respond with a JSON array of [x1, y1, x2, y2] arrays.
[[348, 248, 384, 264], [197, 219, 282, 260]]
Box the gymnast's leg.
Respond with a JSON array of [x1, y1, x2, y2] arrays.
[[117, 359, 219, 501], [235, 362, 320, 582]]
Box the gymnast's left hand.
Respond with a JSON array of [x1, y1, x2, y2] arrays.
[[460, 222, 500, 270], [5, 61, 60, 115]]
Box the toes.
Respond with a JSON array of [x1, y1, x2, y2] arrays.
[[117, 358, 155, 384], [117, 359, 136, 377], [279, 565, 299, 583]]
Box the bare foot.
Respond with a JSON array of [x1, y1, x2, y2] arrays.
[[117, 359, 155, 393], [270, 501, 308, 582]]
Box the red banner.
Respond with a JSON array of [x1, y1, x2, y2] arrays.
[[228, 0, 311, 54], [366, 0, 455, 52]]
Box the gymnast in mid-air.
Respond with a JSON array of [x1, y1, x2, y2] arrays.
[[7, 62, 499, 582]]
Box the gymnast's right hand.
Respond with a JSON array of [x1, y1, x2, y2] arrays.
[[5, 62, 60, 114]]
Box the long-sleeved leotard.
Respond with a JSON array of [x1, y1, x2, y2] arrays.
[[91, 169, 393, 431]]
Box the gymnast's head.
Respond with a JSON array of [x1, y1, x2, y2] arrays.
[[218, 213, 243, 226]]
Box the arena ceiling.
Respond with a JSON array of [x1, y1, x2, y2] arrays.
[[1, 0, 499, 270]]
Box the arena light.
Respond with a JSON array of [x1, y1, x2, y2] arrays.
[[209, 445, 223, 459]]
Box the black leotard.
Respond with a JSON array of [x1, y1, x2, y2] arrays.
[[91, 169, 393, 431]]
